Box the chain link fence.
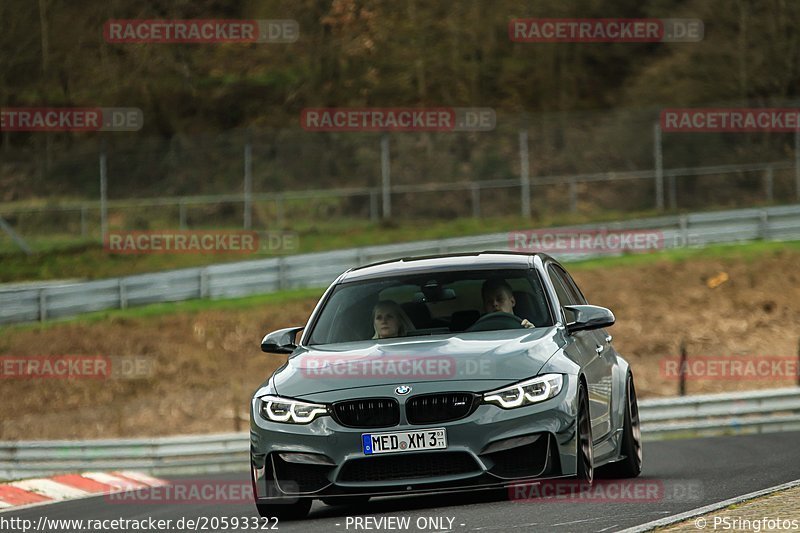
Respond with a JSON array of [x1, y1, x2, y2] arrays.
[[2, 107, 800, 248]]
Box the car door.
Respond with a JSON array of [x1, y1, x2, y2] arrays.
[[547, 264, 614, 441]]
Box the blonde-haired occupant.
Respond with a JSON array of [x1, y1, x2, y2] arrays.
[[372, 300, 414, 339]]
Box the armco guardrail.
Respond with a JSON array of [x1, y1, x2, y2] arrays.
[[639, 387, 800, 438], [1, 388, 798, 480], [2, 204, 800, 325]]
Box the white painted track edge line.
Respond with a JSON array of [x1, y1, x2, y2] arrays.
[[617, 478, 800, 533]]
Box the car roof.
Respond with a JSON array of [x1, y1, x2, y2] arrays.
[[340, 251, 553, 282]]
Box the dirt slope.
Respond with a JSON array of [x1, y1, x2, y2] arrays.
[[1, 249, 798, 440]]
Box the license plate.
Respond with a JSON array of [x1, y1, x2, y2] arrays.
[[362, 428, 447, 455]]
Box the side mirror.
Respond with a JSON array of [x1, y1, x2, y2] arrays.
[[261, 326, 303, 354], [563, 305, 615, 333]]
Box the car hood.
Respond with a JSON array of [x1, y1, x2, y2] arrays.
[[271, 327, 563, 397]]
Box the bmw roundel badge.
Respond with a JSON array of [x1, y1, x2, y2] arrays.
[[395, 385, 412, 395]]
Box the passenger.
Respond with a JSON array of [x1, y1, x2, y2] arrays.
[[481, 278, 535, 328], [372, 300, 413, 339]]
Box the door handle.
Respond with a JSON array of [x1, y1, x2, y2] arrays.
[[595, 344, 604, 354]]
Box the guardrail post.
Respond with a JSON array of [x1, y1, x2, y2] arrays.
[[199, 268, 209, 299], [679, 214, 689, 250], [759, 210, 769, 240], [471, 184, 480, 218], [119, 278, 128, 310], [277, 257, 287, 290], [679, 339, 688, 396], [39, 289, 47, 322]]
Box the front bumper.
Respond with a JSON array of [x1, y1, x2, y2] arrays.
[[250, 376, 580, 501]]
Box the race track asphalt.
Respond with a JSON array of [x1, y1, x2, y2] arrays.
[[5, 431, 799, 533]]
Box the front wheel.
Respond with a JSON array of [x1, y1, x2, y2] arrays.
[[576, 379, 594, 485], [256, 498, 312, 521], [597, 372, 642, 479]]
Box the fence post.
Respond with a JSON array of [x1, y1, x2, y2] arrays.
[[369, 189, 379, 223], [795, 130, 800, 201], [381, 134, 391, 219], [668, 173, 677, 210], [765, 166, 774, 203], [179, 200, 187, 230], [471, 183, 480, 218], [679, 339, 687, 396], [519, 129, 531, 218], [569, 177, 577, 213], [80, 205, 88, 238], [99, 146, 108, 244], [654, 122, 664, 211], [0, 216, 32, 255], [243, 138, 253, 230], [275, 194, 284, 226]]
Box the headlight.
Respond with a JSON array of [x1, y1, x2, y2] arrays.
[[483, 374, 563, 409], [257, 395, 328, 424]]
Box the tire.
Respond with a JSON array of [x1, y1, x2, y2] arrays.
[[256, 498, 312, 521], [597, 372, 643, 479], [321, 495, 371, 506], [575, 379, 594, 485]]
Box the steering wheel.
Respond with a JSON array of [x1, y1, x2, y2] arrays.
[[465, 311, 524, 332]]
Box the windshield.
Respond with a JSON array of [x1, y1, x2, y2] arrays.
[[307, 269, 552, 345]]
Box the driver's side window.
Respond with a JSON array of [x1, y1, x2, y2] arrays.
[[547, 265, 578, 324]]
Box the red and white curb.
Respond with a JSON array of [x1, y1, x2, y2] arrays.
[[0, 471, 168, 513]]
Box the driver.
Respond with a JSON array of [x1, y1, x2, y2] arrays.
[[372, 300, 413, 339], [481, 278, 535, 328]]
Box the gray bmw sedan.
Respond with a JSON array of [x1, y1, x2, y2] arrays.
[[250, 252, 642, 519]]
